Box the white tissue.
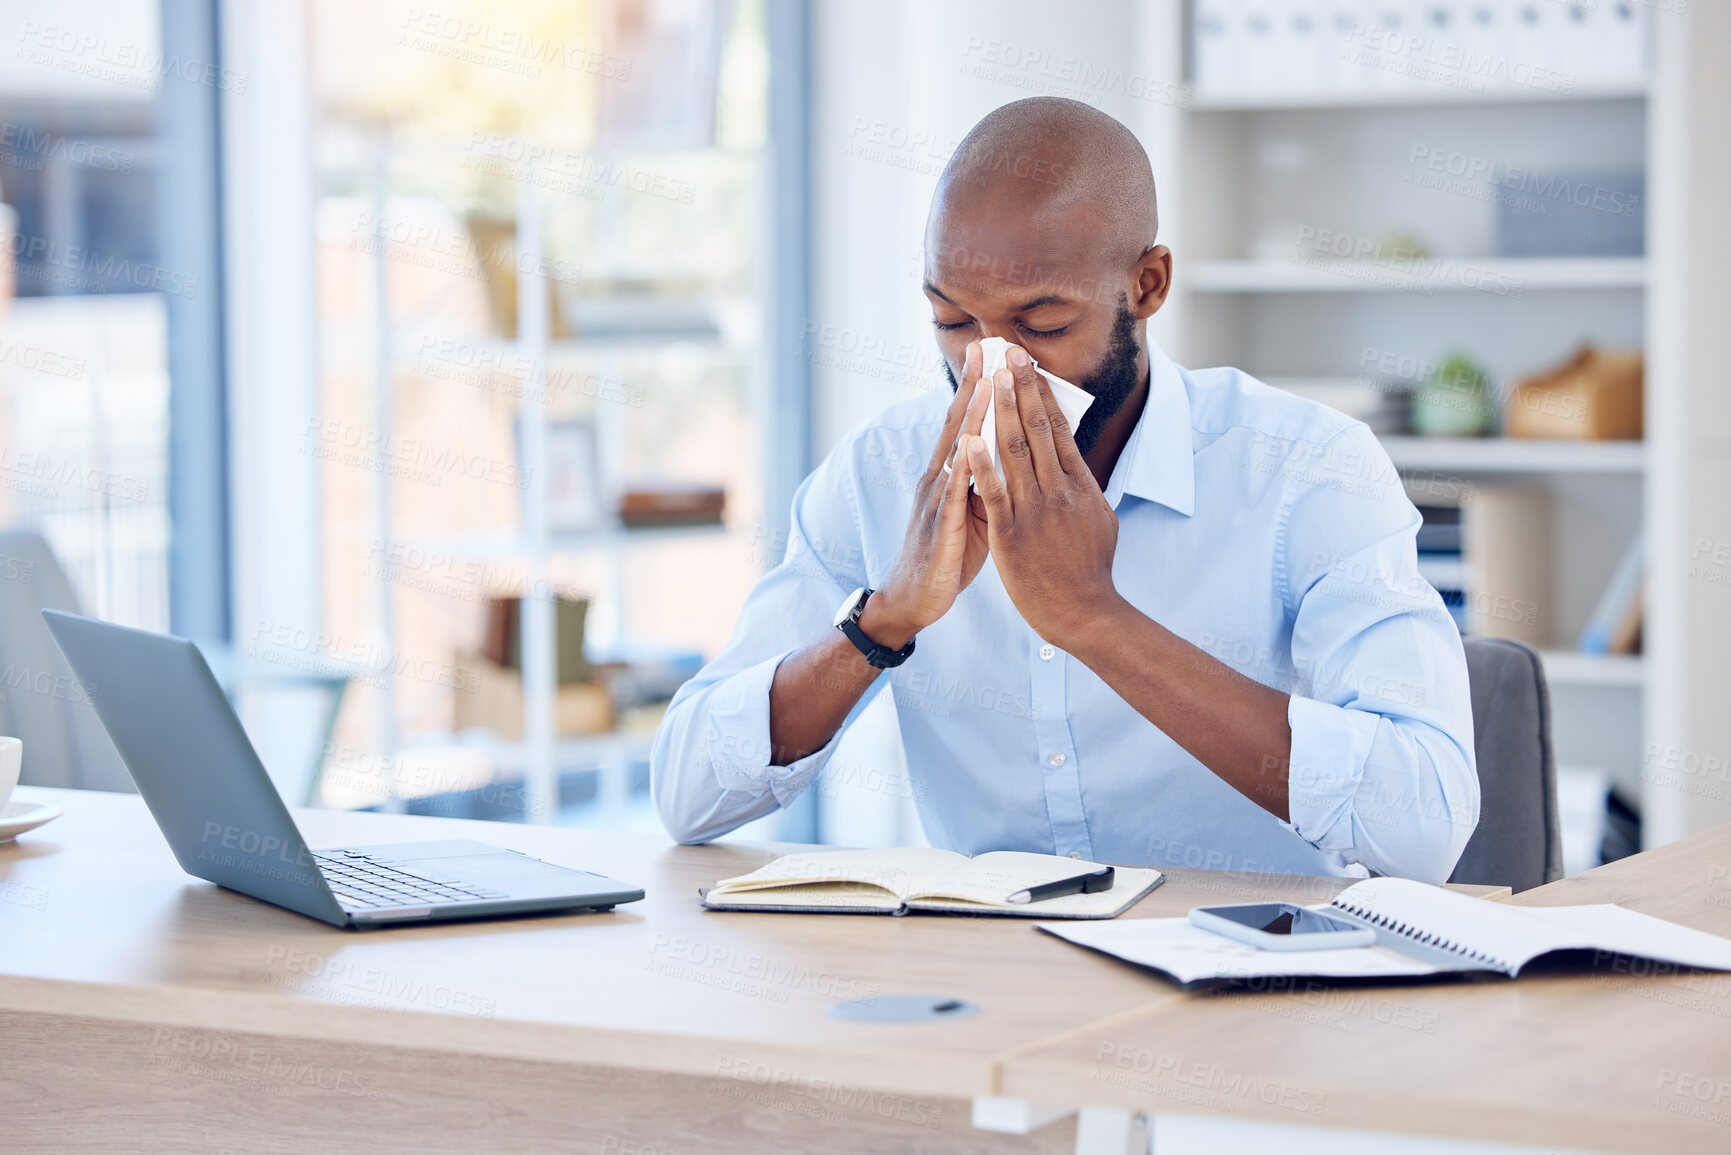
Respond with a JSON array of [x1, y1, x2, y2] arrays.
[[972, 336, 1094, 489]]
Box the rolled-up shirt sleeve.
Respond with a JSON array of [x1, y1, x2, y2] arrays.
[[650, 438, 882, 844], [1278, 424, 1480, 883]]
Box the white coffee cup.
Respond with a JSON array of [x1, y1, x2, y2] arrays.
[[0, 736, 20, 811]]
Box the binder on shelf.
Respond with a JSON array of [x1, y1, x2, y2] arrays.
[[1240, 4, 1280, 100], [1318, 0, 1369, 96], [1415, 502, 1471, 634], [1589, 0, 1648, 87], [1414, 502, 1463, 553], [1272, 0, 1324, 98], [1505, 1, 1549, 95], [1190, 0, 1645, 104], [1463, 487, 1552, 649], [1580, 531, 1644, 656], [1553, 0, 1594, 85], [1608, 583, 1643, 656], [1459, 1, 1501, 90], [1415, 558, 1471, 636], [1410, 0, 1461, 93], [1192, 0, 1240, 101], [1416, 554, 1471, 591], [1362, 1, 1415, 95]]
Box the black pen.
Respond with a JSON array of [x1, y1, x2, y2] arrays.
[[1005, 865, 1115, 905]]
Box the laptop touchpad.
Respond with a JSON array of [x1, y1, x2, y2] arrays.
[[398, 849, 594, 886]]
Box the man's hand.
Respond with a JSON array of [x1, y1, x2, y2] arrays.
[[870, 341, 994, 645], [964, 345, 1294, 819], [766, 344, 990, 765], [964, 344, 1124, 651]]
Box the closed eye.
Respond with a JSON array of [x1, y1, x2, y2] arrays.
[[1018, 321, 1069, 339], [933, 318, 1068, 337]]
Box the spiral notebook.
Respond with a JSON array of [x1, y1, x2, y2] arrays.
[[1038, 876, 1731, 987]]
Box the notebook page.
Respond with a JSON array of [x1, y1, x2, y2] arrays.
[[1514, 903, 1731, 971], [701, 882, 908, 911], [908, 851, 1114, 907], [911, 867, 1164, 918], [711, 847, 965, 901], [1327, 877, 1572, 972]]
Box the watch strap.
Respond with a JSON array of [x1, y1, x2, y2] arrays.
[[836, 589, 915, 668]]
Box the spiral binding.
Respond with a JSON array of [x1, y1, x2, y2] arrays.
[[1330, 899, 1513, 972]]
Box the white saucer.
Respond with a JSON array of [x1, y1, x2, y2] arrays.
[[0, 800, 64, 842]]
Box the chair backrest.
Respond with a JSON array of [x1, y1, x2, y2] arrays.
[[1448, 637, 1561, 892], [0, 529, 134, 791]]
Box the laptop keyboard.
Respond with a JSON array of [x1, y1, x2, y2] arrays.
[[314, 850, 509, 909]]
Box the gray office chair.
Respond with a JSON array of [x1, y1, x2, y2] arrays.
[[0, 528, 133, 791], [1447, 637, 1562, 892]]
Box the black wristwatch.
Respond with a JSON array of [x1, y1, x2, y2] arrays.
[[833, 587, 916, 668]]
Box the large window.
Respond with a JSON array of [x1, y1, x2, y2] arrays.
[[305, 0, 772, 830], [0, 1, 170, 632]]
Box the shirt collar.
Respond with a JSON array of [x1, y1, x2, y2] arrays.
[[1102, 339, 1196, 517]]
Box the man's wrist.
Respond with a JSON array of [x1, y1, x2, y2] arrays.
[[857, 590, 920, 652], [1063, 592, 1144, 666]]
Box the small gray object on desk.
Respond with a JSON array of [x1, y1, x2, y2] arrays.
[[829, 995, 980, 1023]]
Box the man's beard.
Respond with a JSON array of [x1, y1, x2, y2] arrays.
[[943, 295, 1142, 456]]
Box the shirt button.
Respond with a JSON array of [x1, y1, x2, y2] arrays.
[[1068, 851, 1084, 860], [1048, 751, 1066, 767], [1039, 644, 1056, 661]]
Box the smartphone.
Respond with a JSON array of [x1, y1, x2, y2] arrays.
[[1188, 902, 1376, 951]]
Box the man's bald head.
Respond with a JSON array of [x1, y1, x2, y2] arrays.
[[922, 99, 1172, 461], [933, 97, 1158, 271]]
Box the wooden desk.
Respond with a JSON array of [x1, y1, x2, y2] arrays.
[[0, 787, 1505, 1154], [998, 824, 1731, 1154]]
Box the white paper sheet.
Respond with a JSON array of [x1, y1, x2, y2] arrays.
[[1040, 879, 1731, 987], [1038, 917, 1446, 985]]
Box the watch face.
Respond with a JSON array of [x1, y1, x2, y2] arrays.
[[834, 587, 867, 628]]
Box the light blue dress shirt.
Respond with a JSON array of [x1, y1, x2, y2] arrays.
[[651, 342, 1479, 883]]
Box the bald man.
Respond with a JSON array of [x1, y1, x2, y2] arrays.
[[652, 98, 1478, 883]]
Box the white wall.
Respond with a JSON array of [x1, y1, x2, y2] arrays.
[[221, 0, 325, 800], [1645, 1, 1731, 845], [808, 0, 1185, 449], [805, 0, 1184, 845]]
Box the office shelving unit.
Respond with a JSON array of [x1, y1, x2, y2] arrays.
[[1148, 6, 1656, 844], [1187, 257, 1647, 293], [1191, 81, 1651, 112], [359, 137, 755, 826], [1375, 435, 1646, 475]]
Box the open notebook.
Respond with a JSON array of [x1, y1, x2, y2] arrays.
[[702, 847, 1163, 919], [1039, 876, 1731, 986]]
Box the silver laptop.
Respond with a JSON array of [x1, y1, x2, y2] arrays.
[[43, 609, 645, 928]]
